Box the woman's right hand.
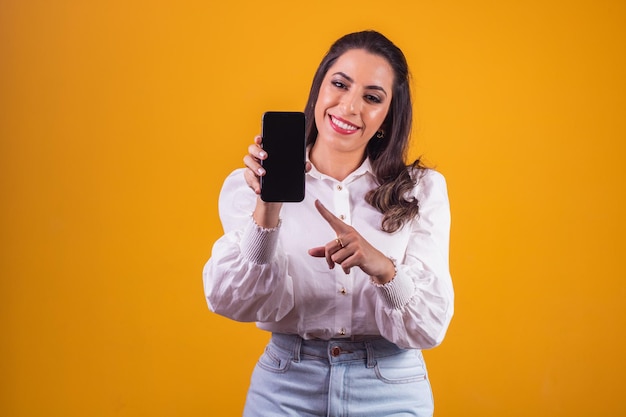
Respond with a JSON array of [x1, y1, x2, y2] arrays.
[[243, 135, 283, 228], [243, 135, 267, 195]]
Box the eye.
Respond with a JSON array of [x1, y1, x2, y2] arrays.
[[365, 94, 382, 104], [331, 80, 348, 89]]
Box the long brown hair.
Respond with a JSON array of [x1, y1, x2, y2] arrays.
[[304, 30, 423, 233]]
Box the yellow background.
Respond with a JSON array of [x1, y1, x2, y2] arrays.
[[1, 0, 625, 416]]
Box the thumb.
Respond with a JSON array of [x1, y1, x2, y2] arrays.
[[308, 246, 326, 257], [308, 246, 334, 269]]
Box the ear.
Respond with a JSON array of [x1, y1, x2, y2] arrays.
[[374, 114, 390, 138]]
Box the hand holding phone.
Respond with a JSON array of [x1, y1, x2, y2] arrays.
[[260, 111, 306, 202]]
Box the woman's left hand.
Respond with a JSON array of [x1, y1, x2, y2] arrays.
[[308, 200, 396, 285]]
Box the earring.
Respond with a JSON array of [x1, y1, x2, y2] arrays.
[[376, 129, 385, 139]]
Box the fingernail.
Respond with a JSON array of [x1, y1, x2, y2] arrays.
[[257, 167, 265, 176], [259, 151, 267, 158]]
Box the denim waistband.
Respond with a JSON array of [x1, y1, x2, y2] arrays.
[[270, 333, 408, 366]]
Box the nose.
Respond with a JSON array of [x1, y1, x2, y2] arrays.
[[340, 90, 361, 115]]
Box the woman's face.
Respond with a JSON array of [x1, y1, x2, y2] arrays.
[[314, 49, 394, 157]]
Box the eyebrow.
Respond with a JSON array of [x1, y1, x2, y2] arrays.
[[332, 72, 388, 97]]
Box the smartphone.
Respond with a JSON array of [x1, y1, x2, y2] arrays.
[[260, 111, 306, 202]]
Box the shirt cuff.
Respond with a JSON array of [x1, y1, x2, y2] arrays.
[[371, 271, 415, 309], [240, 216, 281, 264]]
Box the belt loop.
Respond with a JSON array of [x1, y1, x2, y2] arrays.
[[365, 341, 376, 368], [292, 335, 302, 363]]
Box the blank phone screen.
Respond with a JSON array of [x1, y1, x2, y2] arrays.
[[260, 111, 306, 202]]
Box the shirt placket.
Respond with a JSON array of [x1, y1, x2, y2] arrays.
[[332, 180, 353, 338]]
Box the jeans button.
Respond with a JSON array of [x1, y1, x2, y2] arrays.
[[331, 346, 341, 357]]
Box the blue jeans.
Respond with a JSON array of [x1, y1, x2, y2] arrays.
[[243, 333, 434, 417]]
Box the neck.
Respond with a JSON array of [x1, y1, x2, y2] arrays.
[[310, 143, 366, 182]]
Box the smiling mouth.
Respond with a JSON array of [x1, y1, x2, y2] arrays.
[[329, 115, 359, 133]]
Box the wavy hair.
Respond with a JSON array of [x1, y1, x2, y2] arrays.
[[304, 30, 423, 233]]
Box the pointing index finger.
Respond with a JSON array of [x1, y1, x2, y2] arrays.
[[314, 199, 348, 233]]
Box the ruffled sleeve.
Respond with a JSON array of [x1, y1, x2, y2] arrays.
[[203, 169, 295, 322], [372, 169, 454, 349]]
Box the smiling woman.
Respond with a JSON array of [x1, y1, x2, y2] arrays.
[[203, 30, 454, 417], [311, 49, 394, 179]]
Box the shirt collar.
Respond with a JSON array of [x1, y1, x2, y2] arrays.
[[306, 150, 374, 184]]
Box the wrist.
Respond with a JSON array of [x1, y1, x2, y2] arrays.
[[371, 256, 397, 286], [253, 197, 282, 228]]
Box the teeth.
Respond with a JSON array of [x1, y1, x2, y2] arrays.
[[331, 116, 357, 131]]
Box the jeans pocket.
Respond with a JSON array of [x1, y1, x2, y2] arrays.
[[256, 344, 293, 374], [374, 350, 428, 384]]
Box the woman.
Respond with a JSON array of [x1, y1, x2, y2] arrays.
[[204, 30, 454, 417]]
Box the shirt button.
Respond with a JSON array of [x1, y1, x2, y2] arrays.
[[336, 184, 343, 191], [339, 328, 346, 336], [339, 214, 346, 221], [331, 346, 341, 357], [340, 287, 347, 295]]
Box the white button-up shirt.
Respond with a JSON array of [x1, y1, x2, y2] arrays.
[[203, 158, 454, 349]]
